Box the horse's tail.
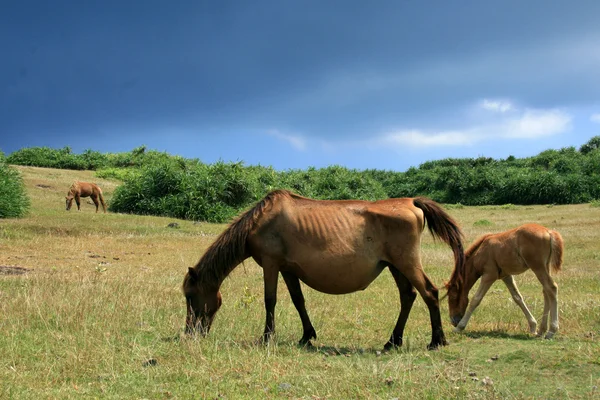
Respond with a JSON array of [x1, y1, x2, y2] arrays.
[[548, 229, 564, 275], [192, 190, 290, 286], [98, 189, 107, 213], [413, 197, 465, 284]]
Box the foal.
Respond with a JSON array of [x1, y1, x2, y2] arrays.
[[65, 181, 107, 213], [446, 223, 563, 338]]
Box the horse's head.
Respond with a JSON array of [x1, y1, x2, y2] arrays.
[[445, 281, 468, 327], [183, 267, 222, 335], [65, 195, 74, 211]]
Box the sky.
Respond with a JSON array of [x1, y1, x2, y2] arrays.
[[2, 1, 600, 171]]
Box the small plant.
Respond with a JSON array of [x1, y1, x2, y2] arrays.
[[237, 285, 256, 308], [445, 203, 464, 209], [474, 219, 493, 227], [500, 204, 516, 210], [590, 200, 600, 208]]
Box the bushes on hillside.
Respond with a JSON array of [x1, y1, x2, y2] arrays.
[[109, 162, 388, 222], [7, 136, 600, 222], [0, 152, 30, 218]]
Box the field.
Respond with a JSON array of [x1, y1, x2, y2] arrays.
[[1, 166, 599, 399]]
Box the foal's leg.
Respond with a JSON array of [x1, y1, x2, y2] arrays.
[[384, 267, 417, 350], [502, 275, 537, 334], [399, 265, 446, 350], [281, 271, 316, 346], [455, 274, 496, 332], [75, 194, 81, 211], [537, 290, 550, 337], [261, 261, 280, 343], [532, 269, 559, 339]]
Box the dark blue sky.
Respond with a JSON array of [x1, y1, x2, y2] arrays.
[[2, 1, 600, 170]]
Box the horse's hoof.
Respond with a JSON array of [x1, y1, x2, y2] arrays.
[[544, 332, 555, 340], [427, 340, 448, 350], [298, 340, 314, 348], [454, 326, 465, 333]]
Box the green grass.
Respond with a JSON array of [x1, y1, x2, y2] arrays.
[[1, 166, 599, 399]]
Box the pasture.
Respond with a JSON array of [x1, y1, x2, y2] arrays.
[[1, 166, 599, 399]]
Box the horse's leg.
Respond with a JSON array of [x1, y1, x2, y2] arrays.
[[91, 194, 100, 213], [281, 271, 316, 346], [532, 268, 558, 339], [261, 261, 279, 343], [455, 274, 496, 332], [398, 265, 446, 350], [502, 275, 537, 334], [75, 194, 81, 211], [384, 267, 417, 351]]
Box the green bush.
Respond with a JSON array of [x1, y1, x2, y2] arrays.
[[0, 152, 30, 218], [7, 135, 600, 221]]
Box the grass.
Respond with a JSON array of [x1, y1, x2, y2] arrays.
[[1, 166, 599, 399]]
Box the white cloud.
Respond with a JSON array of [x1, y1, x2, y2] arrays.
[[480, 99, 513, 113], [376, 107, 571, 148], [591, 113, 600, 123], [266, 129, 307, 150], [382, 130, 475, 147], [504, 109, 571, 138]]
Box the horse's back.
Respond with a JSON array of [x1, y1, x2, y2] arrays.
[[249, 195, 425, 265]]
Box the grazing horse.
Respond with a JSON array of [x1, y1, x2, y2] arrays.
[[183, 190, 464, 350], [446, 223, 563, 339], [65, 181, 107, 213]]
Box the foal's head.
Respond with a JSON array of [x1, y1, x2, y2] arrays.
[[182, 267, 222, 335], [65, 195, 74, 211], [446, 280, 469, 327]]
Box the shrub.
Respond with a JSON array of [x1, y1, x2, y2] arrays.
[[0, 152, 30, 218]]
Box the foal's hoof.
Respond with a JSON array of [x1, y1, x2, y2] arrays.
[[544, 331, 556, 340], [528, 321, 538, 334]]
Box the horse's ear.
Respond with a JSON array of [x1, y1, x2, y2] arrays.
[[188, 267, 198, 281]]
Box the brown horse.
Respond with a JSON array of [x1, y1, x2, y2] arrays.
[[446, 223, 563, 339], [65, 181, 107, 213], [183, 190, 464, 350]]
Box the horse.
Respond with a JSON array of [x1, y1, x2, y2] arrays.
[[445, 223, 563, 339], [183, 189, 465, 350], [65, 181, 107, 213]]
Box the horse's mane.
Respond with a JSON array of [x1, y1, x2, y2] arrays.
[[189, 189, 292, 288], [447, 232, 492, 288], [68, 181, 80, 194]]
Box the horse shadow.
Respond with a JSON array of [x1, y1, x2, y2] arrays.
[[165, 333, 407, 355], [461, 330, 536, 341]]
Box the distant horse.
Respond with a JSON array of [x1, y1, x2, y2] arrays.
[[183, 190, 464, 350], [446, 223, 563, 339], [65, 181, 107, 213]]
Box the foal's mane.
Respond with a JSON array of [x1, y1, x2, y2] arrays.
[[448, 232, 492, 288], [189, 189, 291, 288]]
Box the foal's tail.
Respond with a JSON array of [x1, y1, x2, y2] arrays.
[[548, 229, 564, 274], [413, 197, 465, 282]]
